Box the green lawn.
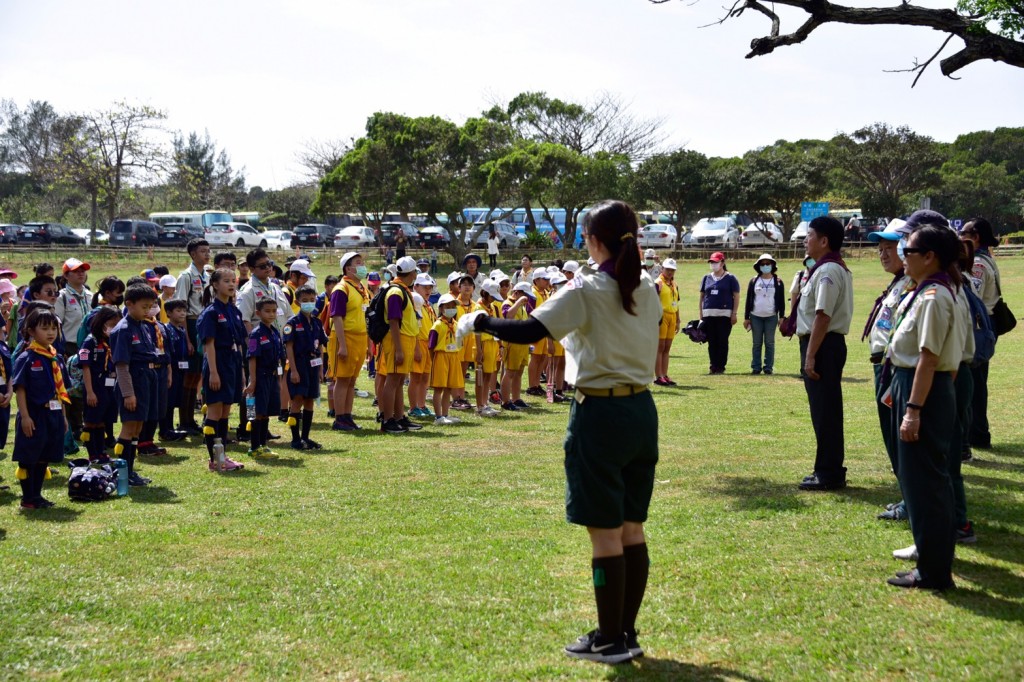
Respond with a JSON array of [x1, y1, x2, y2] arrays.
[[1, 248, 1022, 680]]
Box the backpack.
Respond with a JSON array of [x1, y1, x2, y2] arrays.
[[67, 462, 117, 501], [365, 284, 409, 344], [65, 352, 85, 398], [963, 284, 996, 366]]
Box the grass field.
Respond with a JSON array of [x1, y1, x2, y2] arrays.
[[0, 248, 1022, 681]]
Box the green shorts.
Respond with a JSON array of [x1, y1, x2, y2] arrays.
[[563, 390, 659, 528]]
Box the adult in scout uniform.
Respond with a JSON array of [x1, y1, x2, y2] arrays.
[[56, 257, 93, 440], [796, 216, 854, 492], [863, 220, 913, 519], [173, 238, 211, 432], [238, 249, 291, 333], [884, 224, 964, 590], [462, 253, 488, 290], [654, 258, 680, 386], [329, 252, 370, 431], [742, 254, 785, 376], [469, 200, 661, 665], [960, 217, 1001, 452]]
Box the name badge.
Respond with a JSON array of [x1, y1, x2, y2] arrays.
[[277, 366, 283, 375], [49, 399, 62, 411], [362, 304, 369, 312], [671, 301, 678, 309], [446, 343, 458, 352], [310, 358, 323, 367], [105, 377, 117, 387], [155, 348, 164, 355], [711, 289, 719, 295], [178, 361, 190, 369]]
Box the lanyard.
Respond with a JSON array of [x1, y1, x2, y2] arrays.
[[63, 286, 89, 318]]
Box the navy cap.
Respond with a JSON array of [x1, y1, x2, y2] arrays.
[[904, 209, 949, 230]]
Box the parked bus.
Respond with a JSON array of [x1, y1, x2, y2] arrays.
[[149, 210, 234, 228]]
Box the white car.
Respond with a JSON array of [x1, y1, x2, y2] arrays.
[[741, 222, 783, 247], [334, 226, 378, 248], [790, 221, 810, 244], [263, 230, 293, 250], [690, 217, 740, 248], [71, 228, 109, 246], [637, 224, 678, 248], [206, 222, 267, 248]]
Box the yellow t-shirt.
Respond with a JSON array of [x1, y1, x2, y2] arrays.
[[657, 276, 679, 314], [339, 278, 369, 334], [431, 317, 460, 353], [419, 302, 437, 341], [386, 283, 418, 337]]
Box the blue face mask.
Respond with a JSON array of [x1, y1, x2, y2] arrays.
[[299, 302, 316, 315], [760, 265, 773, 274], [804, 258, 815, 269], [896, 237, 908, 262], [355, 265, 368, 279]]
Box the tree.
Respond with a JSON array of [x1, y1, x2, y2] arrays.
[[315, 136, 400, 229], [741, 141, 829, 238], [170, 131, 246, 210], [296, 138, 353, 182], [0, 99, 62, 183], [631, 149, 711, 244], [651, 0, 1024, 84], [831, 123, 942, 218], [932, 160, 1021, 230], [261, 184, 318, 227]]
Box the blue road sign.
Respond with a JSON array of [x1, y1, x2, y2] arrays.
[[801, 202, 830, 222]]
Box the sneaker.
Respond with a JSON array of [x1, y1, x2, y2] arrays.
[[381, 418, 406, 434], [332, 418, 355, 431], [893, 544, 918, 561], [222, 457, 244, 471], [513, 399, 529, 409], [653, 377, 668, 386], [483, 406, 501, 416], [409, 407, 424, 418], [356, 389, 370, 398], [371, 397, 379, 407], [564, 629, 633, 664], [877, 501, 907, 521], [327, 409, 335, 418], [435, 416, 456, 425], [961, 448, 973, 462], [446, 415, 461, 424], [956, 522, 977, 544], [751, 369, 762, 375], [502, 402, 519, 411], [452, 399, 472, 411], [180, 424, 202, 436], [303, 438, 323, 450], [138, 443, 167, 456], [397, 416, 423, 431], [624, 630, 644, 658], [261, 446, 277, 458], [763, 369, 773, 375], [290, 439, 308, 450], [235, 427, 250, 442], [127, 471, 150, 487], [489, 390, 502, 405], [158, 430, 188, 442], [552, 392, 567, 403], [419, 408, 434, 418], [525, 386, 545, 397]]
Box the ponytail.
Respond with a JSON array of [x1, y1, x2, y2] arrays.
[[582, 200, 643, 315]]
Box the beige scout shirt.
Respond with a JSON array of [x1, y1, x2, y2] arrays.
[[970, 252, 1000, 314], [796, 262, 854, 336], [954, 288, 976, 364], [531, 267, 661, 389], [869, 275, 912, 356], [237, 277, 291, 331], [174, 263, 207, 317], [889, 283, 963, 371]]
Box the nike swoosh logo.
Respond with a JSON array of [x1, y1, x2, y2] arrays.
[[590, 642, 615, 653]]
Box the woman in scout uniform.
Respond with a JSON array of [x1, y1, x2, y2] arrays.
[[654, 258, 680, 386], [469, 200, 662, 664], [884, 224, 964, 590], [12, 308, 70, 509], [960, 217, 1001, 452], [329, 252, 370, 431], [429, 294, 464, 424], [409, 275, 437, 418], [79, 308, 121, 463]]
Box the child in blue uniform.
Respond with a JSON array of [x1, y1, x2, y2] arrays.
[[79, 307, 121, 463], [12, 308, 69, 509], [197, 268, 248, 472], [244, 299, 285, 458], [159, 300, 189, 441], [138, 296, 172, 456], [284, 285, 328, 450], [110, 284, 162, 487]]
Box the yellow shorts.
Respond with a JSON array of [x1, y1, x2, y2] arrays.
[[551, 339, 564, 357], [380, 333, 415, 375], [659, 312, 678, 341], [431, 351, 465, 389], [504, 343, 530, 371], [461, 334, 477, 363], [328, 330, 368, 378], [478, 339, 499, 374], [412, 338, 432, 375], [531, 338, 548, 356]]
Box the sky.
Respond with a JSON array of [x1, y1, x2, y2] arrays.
[[2, 0, 1023, 190]]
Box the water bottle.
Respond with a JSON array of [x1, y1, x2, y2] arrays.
[[111, 458, 129, 496], [246, 395, 256, 421], [213, 438, 225, 472]]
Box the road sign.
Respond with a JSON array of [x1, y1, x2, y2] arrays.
[[801, 202, 830, 222]]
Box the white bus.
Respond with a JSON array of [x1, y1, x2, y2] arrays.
[[149, 210, 234, 228]]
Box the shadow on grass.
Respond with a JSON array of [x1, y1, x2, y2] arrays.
[[964, 458, 1024, 474], [985, 442, 1024, 459], [962, 473, 1024, 493], [959, 523, 1024, 566], [714, 477, 810, 514], [137, 454, 189, 467], [943, 559, 1024, 624], [834, 483, 902, 510], [218, 469, 268, 479], [652, 385, 710, 392], [129, 486, 180, 504], [0, 528, 5, 541], [609, 657, 767, 681], [259, 457, 305, 468], [18, 507, 83, 522]]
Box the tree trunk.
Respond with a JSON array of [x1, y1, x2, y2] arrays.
[[524, 200, 537, 233], [91, 191, 99, 234]]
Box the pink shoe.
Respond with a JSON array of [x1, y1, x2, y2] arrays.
[[546, 386, 554, 403], [222, 457, 245, 471]]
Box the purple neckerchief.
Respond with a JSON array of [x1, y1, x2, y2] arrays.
[[597, 259, 617, 279], [861, 268, 905, 342], [805, 250, 850, 279]]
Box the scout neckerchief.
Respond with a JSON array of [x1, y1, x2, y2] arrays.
[[96, 339, 111, 375], [861, 268, 906, 342], [343, 276, 368, 303], [147, 317, 164, 354], [658, 274, 679, 304], [28, 340, 70, 404], [62, 284, 90, 319], [880, 272, 956, 383], [805, 250, 850, 278]]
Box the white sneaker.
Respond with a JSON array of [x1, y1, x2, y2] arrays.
[[435, 416, 453, 425], [483, 406, 500, 416], [447, 415, 460, 423], [893, 544, 918, 561], [356, 390, 370, 398]]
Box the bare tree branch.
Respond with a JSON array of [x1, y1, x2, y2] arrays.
[[884, 34, 959, 87]]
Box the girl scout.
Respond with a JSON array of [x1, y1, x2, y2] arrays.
[[429, 294, 464, 425], [654, 258, 680, 386]]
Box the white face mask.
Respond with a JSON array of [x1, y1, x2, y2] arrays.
[[710, 263, 723, 273], [149, 304, 160, 318], [443, 308, 457, 319]]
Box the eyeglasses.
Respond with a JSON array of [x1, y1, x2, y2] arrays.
[[254, 261, 273, 270], [902, 247, 930, 256]]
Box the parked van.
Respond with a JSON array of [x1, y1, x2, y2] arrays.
[[109, 219, 161, 247]]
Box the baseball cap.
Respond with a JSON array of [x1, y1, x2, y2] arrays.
[[339, 252, 361, 272], [533, 267, 551, 280], [904, 210, 949, 230], [562, 260, 580, 273], [416, 258, 429, 267], [437, 293, 457, 305], [289, 259, 315, 278], [481, 279, 503, 299], [549, 272, 567, 286], [63, 258, 91, 273], [414, 273, 435, 287], [662, 258, 677, 270], [708, 252, 726, 263], [158, 274, 177, 289], [866, 218, 909, 243], [644, 249, 657, 259], [512, 282, 534, 295], [367, 271, 381, 282], [395, 256, 418, 274], [491, 270, 511, 283], [141, 268, 160, 283]]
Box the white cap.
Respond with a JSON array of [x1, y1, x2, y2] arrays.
[[490, 270, 510, 283], [549, 272, 567, 286], [411, 291, 425, 312], [414, 273, 435, 287], [289, 259, 315, 278], [562, 260, 579, 273], [480, 279, 503, 300], [158, 274, 177, 288], [384, 264, 398, 278], [533, 267, 551, 280], [339, 251, 361, 272], [489, 269, 504, 279], [513, 282, 534, 295], [437, 293, 457, 305], [395, 256, 418, 274], [662, 258, 677, 270], [644, 249, 657, 259], [586, 258, 596, 268], [447, 271, 463, 285]]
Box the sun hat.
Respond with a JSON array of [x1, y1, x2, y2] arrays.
[[512, 282, 534, 295], [395, 256, 418, 274], [0, 268, 16, 279], [339, 252, 361, 272], [462, 253, 482, 268], [549, 272, 567, 286], [447, 271, 463, 285], [644, 249, 657, 259], [708, 252, 726, 263], [0, 279, 16, 296], [562, 260, 580, 273], [662, 258, 677, 270], [866, 219, 909, 243], [63, 258, 91, 273], [481, 279, 503, 300], [533, 267, 551, 280], [158, 274, 177, 288]]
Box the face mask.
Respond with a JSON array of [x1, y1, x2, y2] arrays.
[[803, 258, 815, 269], [710, 263, 722, 273], [300, 302, 316, 314], [645, 259, 655, 267], [355, 265, 368, 279], [443, 308, 457, 319], [760, 265, 773, 274], [149, 304, 160, 318], [896, 238, 908, 263], [383, 272, 393, 282]]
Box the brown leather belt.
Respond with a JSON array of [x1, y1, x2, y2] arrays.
[[576, 384, 648, 398]]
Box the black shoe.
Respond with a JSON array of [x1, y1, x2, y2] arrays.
[[525, 386, 544, 397], [327, 409, 335, 418], [625, 630, 643, 658], [381, 419, 407, 434], [303, 438, 323, 450], [290, 439, 307, 451], [956, 521, 977, 544], [564, 629, 633, 664], [128, 472, 150, 487], [37, 497, 56, 508], [502, 402, 518, 411], [552, 392, 567, 403], [751, 369, 762, 375], [397, 416, 423, 431], [763, 369, 773, 375], [888, 569, 954, 590], [513, 399, 529, 409], [235, 428, 250, 442], [180, 424, 202, 436], [961, 448, 973, 462], [371, 398, 379, 407], [267, 432, 281, 440], [159, 430, 188, 442], [278, 413, 289, 423], [798, 474, 846, 491]]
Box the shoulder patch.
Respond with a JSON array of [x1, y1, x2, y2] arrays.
[[283, 324, 292, 334]]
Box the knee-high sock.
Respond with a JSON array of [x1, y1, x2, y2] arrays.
[[203, 419, 217, 460], [181, 391, 197, 427], [301, 409, 314, 440], [139, 419, 157, 444], [83, 428, 100, 460], [621, 543, 650, 636], [252, 419, 264, 449], [592, 555, 626, 640], [28, 463, 47, 501], [289, 412, 301, 441]]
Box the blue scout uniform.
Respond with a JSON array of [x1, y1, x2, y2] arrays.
[[0, 340, 12, 449], [283, 311, 328, 399], [110, 315, 161, 422], [146, 319, 170, 421], [247, 323, 285, 417], [11, 345, 68, 466], [197, 298, 247, 405], [165, 323, 189, 412], [78, 335, 118, 426]]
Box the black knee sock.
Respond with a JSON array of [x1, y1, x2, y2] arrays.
[[83, 427, 100, 460], [139, 420, 157, 443], [592, 555, 626, 641], [218, 418, 229, 443], [301, 409, 314, 440], [250, 419, 261, 449], [621, 543, 650, 636], [203, 419, 217, 460], [160, 409, 174, 435], [29, 464, 47, 501], [114, 438, 131, 468], [260, 419, 270, 448], [181, 391, 196, 427], [289, 412, 301, 441]]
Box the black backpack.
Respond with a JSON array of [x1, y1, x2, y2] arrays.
[[366, 284, 409, 344], [67, 463, 117, 501]]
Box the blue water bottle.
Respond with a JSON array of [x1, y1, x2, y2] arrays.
[[111, 458, 129, 496], [246, 394, 256, 421]]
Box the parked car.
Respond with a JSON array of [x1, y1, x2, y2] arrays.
[[845, 217, 888, 242], [690, 217, 740, 248], [334, 226, 378, 248], [379, 222, 420, 247], [465, 221, 521, 249], [0, 224, 20, 244], [263, 230, 293, 250], [290, 223, 338, 249], [109, 219, 160, 247], [70, 228, 109, 246], [740, 222, 783, 247], [637, 224, 678, 248], [206, 222, 267, 248], [418, 226, 451, 249], [790, 220, 810, 244], [157, 222, 206, 247], [19, 222, 87, 246]]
